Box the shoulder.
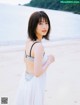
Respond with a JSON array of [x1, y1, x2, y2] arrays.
[[34, 42, 44, 50], [33, 42, 44, 54]]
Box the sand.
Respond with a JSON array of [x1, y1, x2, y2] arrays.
[[0, 39, 80, 105]]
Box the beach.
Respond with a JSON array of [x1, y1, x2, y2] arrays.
[[0, 39, 80, 105], [0, 3, 80, 105], [0, 3, 80, 43]]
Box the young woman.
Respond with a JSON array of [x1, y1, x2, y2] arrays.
[[15, 11, 55, 105]]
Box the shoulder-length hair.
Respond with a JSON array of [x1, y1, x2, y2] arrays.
[[28, 11, 51, 41]]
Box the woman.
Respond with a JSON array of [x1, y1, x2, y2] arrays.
[[15, 11, 55, 105]]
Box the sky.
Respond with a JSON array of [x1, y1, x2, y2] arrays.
[[0, 0, 31, 5]]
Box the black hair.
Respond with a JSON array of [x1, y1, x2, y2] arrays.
[[28, 11, 51, 41]]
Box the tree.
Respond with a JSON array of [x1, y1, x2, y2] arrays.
[[23, 0, 80, 14]]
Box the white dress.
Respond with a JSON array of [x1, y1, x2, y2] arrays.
[[15, 54, 48, 105]]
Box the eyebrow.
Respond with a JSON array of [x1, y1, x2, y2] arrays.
[[39, 18, 48, 22]]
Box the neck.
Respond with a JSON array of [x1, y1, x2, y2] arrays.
[[36, 35, 42, 42]]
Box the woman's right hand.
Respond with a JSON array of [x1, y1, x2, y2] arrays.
[[47, 55, 55, 65]]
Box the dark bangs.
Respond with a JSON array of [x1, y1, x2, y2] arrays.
[[28, 11, 51, 41]]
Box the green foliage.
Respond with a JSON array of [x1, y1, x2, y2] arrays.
[[23, 0, 80, 14]]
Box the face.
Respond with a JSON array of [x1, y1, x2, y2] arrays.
[[35, 18, 49, 38]]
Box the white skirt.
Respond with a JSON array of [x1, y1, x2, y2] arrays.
[[15, 71, 46, 105]]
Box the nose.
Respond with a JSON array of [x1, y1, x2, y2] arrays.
[[42, 23, 47, 28]]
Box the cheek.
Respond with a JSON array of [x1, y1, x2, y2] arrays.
[[36, 25, 41, 31], [35, 27, 41, 34], [47, 25, 49, 29]]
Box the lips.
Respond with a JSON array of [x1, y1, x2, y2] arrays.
[[42, 30, 47, 32]]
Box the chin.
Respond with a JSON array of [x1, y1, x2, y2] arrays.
[[43, 34, 46, 36]]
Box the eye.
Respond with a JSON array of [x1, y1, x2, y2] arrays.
[[38, 22, 43, 25], [46, 23, 48, 25], [45, 21, 48, 24]]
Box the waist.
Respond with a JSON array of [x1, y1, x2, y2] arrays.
[[25, 71, 34, 81]]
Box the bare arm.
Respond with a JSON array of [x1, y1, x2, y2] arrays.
[[33, 43, 54, 77]]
